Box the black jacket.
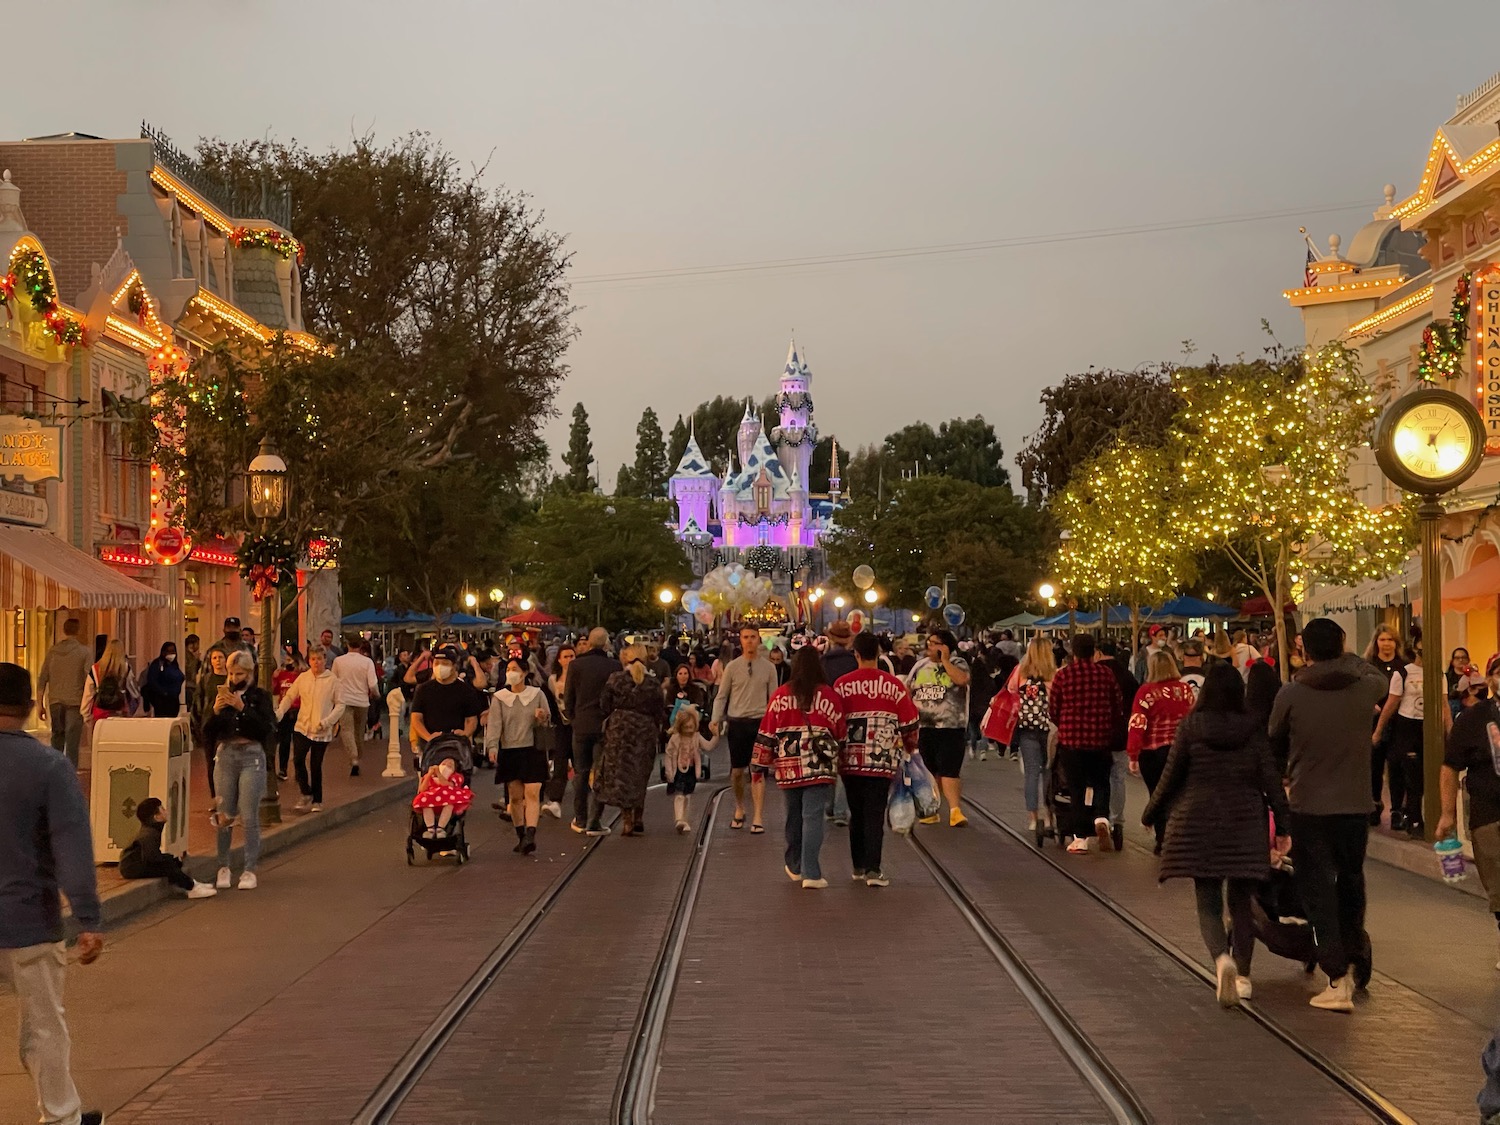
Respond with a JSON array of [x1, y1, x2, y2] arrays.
[[118, 821, 171, 878], [1103, 658, 1139, 753], [822, 646, 858, 684], [1141, 711, 1290, 882], [565, 648, 618, 737], [202, 686, 277, 748]]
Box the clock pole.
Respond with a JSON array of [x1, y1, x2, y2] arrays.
[[1418, 497, 1445, 837]]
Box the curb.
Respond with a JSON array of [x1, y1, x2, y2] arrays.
[[1365, 828, 1484, 900], [70, 776, 418, 936]]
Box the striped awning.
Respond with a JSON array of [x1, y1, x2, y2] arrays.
[[0, 525, 169, 610]]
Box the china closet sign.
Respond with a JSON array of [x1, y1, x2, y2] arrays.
[[0, 418, 62, 482]]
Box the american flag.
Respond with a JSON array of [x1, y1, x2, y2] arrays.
[[1304, 247, 1319, 288]]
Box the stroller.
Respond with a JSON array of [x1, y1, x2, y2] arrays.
[[406, 734, 474, 866], [1040, 731, 1076, 847], [1244, 860, 1373, 987]]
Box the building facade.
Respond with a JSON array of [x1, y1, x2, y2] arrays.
[[1289, 69, 1500, 658]]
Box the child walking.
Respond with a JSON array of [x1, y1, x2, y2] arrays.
[[665, 706, 712, 833], [118, 798, 217, 898], [412, 755, 474, 837]]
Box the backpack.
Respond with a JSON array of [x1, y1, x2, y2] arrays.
[[95, 673, 124, 712]]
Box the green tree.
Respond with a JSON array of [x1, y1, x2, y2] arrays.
[[1017, 366, 1177, 502], [666, 413, 690, 473], [513, 494, 691, 630], [823, 477, 1047, 626], [563, 403, 595, 491], [629, 407, 669, 499], [841, 417, 1008, 499], [1170, 344, 1415, 676]]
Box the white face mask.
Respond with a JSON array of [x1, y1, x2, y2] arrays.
[[433, 663, 456, 683], [506, 670, 526, 688]]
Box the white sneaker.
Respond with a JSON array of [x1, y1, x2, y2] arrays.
[[801, 877, 828, 889], [237, 871, 258, 891], [784, 865, 801, 882], [1309, 975, 1353, 1012], [1214, 954, 1239, 1007], [309, 803, 322, 813], [214, 866, 232, 889], [978, 748, 988, 761], [294, 796, 312, 812], [1066, 837, 1090, 854], [1235, 977, 1253, 1000], [542, 801, 562, 819], [186, 882, 218, 899], [865, 871, 891, 887]]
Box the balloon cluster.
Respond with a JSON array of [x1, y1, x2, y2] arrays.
[[682, 562, 774, 625]]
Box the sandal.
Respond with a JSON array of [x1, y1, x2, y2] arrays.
[[730, 814, 746, 830], [749, 823, 765, 834]]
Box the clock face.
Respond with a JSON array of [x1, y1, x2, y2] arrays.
[[1391, 401, 1476, 481]]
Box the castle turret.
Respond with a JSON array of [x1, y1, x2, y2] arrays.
[[667, 422, 718, 535], [771, 337, 817, 510], [828, 437, 842, 509], [719, 447, 739, 548], [736, 397, 760, 469]]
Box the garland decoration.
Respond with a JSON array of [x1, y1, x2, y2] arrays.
[[737, 511, 790, 527], [744, 544, 782, 574], [229, 226, 305, 263], [776, 391, 814, 414], [0, 272, 13, 318], [127, 283, 148, 322], [1417, 271, 1472, 382], [237, 532, 298, 601], [10, 250, 86, 347]]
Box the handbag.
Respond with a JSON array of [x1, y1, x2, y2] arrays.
[[981, 667, 1021, 746], [888, 776, 916, 835]]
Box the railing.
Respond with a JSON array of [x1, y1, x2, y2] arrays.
[[1457, 70, 1500, 114], [140, 122, 291, 228]]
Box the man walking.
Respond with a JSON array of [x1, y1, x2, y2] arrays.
[[36, 618, 89, 769], [1049, 633, 1124, 853], [201, 617, 253, 693], [821, 621, 858, 825], [1268, 617, 1388, 1012], [711, 623, 778, 833], [331, 639, 380, 777], [564, 628, 619, 836], [0, 662, 105, 1125]]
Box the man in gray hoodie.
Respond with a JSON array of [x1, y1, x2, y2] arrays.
[[1268, 617, 1389, 1013]]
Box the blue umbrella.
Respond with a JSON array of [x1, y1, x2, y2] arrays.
[[341, 607, 436, 626], [438, 612, 498, 628], [1151, 596, 1237, 623]]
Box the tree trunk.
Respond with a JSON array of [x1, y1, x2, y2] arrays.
[[1273, 543, 1291, 683], [1130, 603, 1140, 660]]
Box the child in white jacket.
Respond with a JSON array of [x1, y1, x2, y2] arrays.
[[275, 648, 345, 813]]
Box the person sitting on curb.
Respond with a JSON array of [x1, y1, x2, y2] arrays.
[[118, 797, 217, 899]]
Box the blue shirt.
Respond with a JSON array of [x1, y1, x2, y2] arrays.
[[0, 728, 101, 945]]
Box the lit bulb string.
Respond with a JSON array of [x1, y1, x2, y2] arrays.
[[569, 200, 1376, 289]]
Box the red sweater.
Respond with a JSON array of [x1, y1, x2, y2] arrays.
[[833, 668, 919, 778], [1126, 679, 1195, 761], [753, 684, 846, 787]]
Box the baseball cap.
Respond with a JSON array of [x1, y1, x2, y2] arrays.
[[1148, 624, 1164, 637], [433, 644, 461, 663], [1181, 639, 1203, 657], [223, 616, 241, 628]]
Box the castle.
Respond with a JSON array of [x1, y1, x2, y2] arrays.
[[669, 339, 842, 556]]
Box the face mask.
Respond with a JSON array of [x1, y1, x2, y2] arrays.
[[433, 663, 456, 683], [228, 675, 251, 691], [165, 653, 177, 662], [506, 670, 526, 688], [438, 761, 456, 781]]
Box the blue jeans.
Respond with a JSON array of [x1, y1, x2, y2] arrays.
[[783, 783, 831, 880], [827, 777, 849, 822], [49, 706, 83, 768], [1015, 728, 1047, 813], [214, 741, 266, 870], [1110, 749, 1128, 826]]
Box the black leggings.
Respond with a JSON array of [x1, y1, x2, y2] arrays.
[[277, 712, 296, 775], [1194, 877, 1257, 975], [1137, 746, 1170, 845], [293, 733, 329, 804]]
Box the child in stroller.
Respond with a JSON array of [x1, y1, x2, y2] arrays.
[[1247, 857, 1373, 988], [407, 734, 474, 864]]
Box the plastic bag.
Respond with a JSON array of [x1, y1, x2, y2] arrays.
[[908, 751, 941, 820], [888, 775, 916, 835]]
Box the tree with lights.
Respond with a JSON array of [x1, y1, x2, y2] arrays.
[[1169, 344, 1414, 679], [1051, 441, 1194, 656]]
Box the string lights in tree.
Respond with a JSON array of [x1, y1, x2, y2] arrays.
[[1417, 271, 1472, 382], [1171, 342, 1415, 677]]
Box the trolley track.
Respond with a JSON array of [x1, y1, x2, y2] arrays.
[[957, 795, 1417, 1125], [354, 786, 727, 1125]]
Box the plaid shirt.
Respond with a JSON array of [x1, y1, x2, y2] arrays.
[[1048, 659, 1123, 750]]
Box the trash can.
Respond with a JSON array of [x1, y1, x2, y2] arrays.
[[89, 716, 192, 864]]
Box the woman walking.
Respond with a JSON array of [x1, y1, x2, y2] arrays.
[[82, 639, 138, 725], [542, 645, 576, 821], [1140, 664, 1290, 1007], [1363, 624, 1405, 828], [1012, 637, 1056, 836], [665, 662, 711, 779], [275, 647, 343, 814], [271, 648, 303, 780], [486, 659, 551, 853], [754, 646, 846, 889], [594, 644, 665, 836], [204, 651, 278, 890], [1127, 650, 1196, 854], [141, 642, 185, 718]]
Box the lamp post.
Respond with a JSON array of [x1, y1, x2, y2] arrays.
[[247, 437, 286, 825], [659, 587, 675, 632], [589, 574, 603, 628]]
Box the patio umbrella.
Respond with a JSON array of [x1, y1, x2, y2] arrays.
[[502, 607, 565, 628]]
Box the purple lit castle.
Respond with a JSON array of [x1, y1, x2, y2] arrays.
[[669, 339, 842, 564]]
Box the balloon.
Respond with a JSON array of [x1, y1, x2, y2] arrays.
[[853, 565, 875, 590], [846, 609, 866, 634], [728, 570, 742, 588], [925, 585, 943, 609], [695, 606, 716, 625], [943, 603, 965, 628], [682, 590, 701, 613]]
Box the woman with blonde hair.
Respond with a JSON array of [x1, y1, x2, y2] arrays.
[[81, 639, 139, 724], [594, 643, 666, 836], [1013, 636, 1057, 834], [1127, 649, 1197, 853]]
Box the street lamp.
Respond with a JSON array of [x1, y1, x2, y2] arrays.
[[1038, 582, 1056, 602], [589, 574, 603, 627], [464, 592, 477, 609], [659, 587, 675, 632], [519, 597, 533, 612], [246, 437, 286, 824], [489, 587, 504, 604], [833, 595, 846, 609], [863, 588, 878, 604]]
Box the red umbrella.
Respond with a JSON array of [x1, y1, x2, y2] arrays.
[[1239, 596, 1296, 616], [502, 607, 565, 627]]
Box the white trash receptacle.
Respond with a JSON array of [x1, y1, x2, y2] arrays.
[[89, 716, 192, 864]]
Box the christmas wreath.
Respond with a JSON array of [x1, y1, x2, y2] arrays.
[[1417, 271, 1472, 382], [127, 283, 148, 322], [744, 545, 782, 574], [237, 532, 298, 600]]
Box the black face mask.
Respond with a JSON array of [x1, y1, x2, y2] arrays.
[[225, 631, 242, 644]]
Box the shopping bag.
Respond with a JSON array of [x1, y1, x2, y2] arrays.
[[982, 667, 1022, 747], [888, 775, 916, 835], [907, 751, 941, 820]]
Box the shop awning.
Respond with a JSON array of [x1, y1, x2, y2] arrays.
[[0, 526, 169, 610], [1414, 553, 1500, 615]]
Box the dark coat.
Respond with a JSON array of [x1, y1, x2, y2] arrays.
[[595, 669, 666, 809], [1140, 711, 1290, 883], [564, 648, 618, 736]]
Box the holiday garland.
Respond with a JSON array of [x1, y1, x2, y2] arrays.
[[9, 250, 86, 347], [0, 272, 13, 316], [127, 283, 148, 322], [744, 545, 782, 574], [737, 511, 790, 527], [1417, 271, 1472, 382], [229, 227, 305, 263], [237, 532, 298, 601]]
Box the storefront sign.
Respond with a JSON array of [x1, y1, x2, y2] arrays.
[[1480, 270, 1500, 454], [0, 418, 62, 482], [146, 525, 190, 566], [0, 489, 48, 527]]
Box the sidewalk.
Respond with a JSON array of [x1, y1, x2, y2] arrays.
[[73, 726, 416, 931]]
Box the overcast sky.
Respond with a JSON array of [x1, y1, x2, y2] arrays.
[[4, 1, 1497, 489]]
